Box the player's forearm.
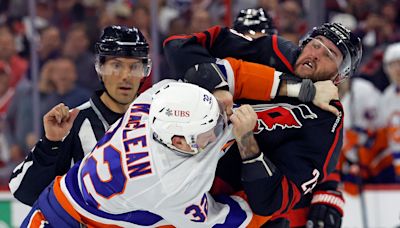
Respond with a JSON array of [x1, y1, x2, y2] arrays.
[[236, 132, 260, 160]]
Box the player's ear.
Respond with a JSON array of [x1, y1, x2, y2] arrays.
[[172, 136, 188, 150]]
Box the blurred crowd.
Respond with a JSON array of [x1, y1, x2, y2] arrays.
[[0, 0, 399, 193]]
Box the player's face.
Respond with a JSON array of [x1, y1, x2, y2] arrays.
[[386, 59, 400, 86], [295, 36, 343, 82], [176, 129, 217, 154], [101, 57, 144, 105]]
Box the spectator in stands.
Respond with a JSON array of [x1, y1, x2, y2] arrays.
[[0, 26, 28, 88], [62, 23, 99, 91], [277, 0, 307, 38], [131, 5, 151, 35], [0, 61, 14, 117], [188, 9, 212, 33], [0, 62, 23, 184], [110, 1, 132, 27], [51, 0, 84, 34], [6, 58, 58, 152], [37, 26, 62, 67], [43, 57, 90, 109]]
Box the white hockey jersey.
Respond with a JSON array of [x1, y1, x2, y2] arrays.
[[341, 78, 381, 164], [376, 84, 400, 175], [53, 80, 263, 227]]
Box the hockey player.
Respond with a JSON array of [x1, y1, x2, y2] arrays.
[[163, 22, 362, 228], [232, 8, 349, 227], [232, 8, 277, 39], [21, 81, 271, 227], [368, 42, 400, 182], [339, 77, 381, 193], [9, 25, 152, 206]]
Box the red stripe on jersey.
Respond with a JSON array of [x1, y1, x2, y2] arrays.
[[210, 177, 235, 195], [207, 26, 222, 47], [192, 32, 207, 47], [163, 35, 192, 47], [322, 113, 343, 181], [286, 207, 309, 227], [324, 171, 341, 182], [272, 35, 294, 74], [289, 181, 301, 208], [275, 176, 290, 215]]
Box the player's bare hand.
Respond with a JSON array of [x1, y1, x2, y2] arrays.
[[313, 81, 340, 116], [229, 105, 257, 139], [230, 105, 259, 160], [44, 103, 79, 141], [213, 89, 234, 117]]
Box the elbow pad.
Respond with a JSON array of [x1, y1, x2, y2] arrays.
[[241, 152, 279, 181], [184, 63, 228, 92]]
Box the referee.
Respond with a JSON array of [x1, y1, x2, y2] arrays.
[[9, 25, 152, 206]]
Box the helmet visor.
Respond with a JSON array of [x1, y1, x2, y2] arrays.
[[306, 38, 351, 84], [334, 42, 352, 84], [98, 58, 152, 78]]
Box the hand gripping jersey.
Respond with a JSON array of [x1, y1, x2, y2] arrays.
[[22, 80, 270, 228]]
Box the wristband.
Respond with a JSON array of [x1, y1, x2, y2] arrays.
[[311, 190, 345, 216], [298, 79, 316, 102], [286, 83, 301, 98]]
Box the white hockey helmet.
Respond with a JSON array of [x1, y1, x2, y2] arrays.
[[149, 82, 224, 155], [383, 42, 400, 65]]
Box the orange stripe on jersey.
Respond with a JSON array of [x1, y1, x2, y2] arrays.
[[343, 182, 361, 196], [272, 35, 294, 73], [370, 154, 393, 177], [221, 139, 235, 153], [53, 176, 122, 228], [233, 191, 272, 227], [225, 57, 276, 101], [53, 176, 82, 221], [28, 210, 48, 228]]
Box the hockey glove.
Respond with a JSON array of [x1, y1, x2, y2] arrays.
[[306, 190, 344, 228], [184, 62, 228, 92], [280, 73, 316, 103]]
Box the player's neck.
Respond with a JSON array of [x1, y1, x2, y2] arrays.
[[100, 92, 130, 114]]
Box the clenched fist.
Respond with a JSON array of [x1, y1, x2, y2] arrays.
[[44, 103, 79, 141]]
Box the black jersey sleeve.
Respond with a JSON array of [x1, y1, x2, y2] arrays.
[[163, 26, 299, 78], [8, 130, 83, 206]]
